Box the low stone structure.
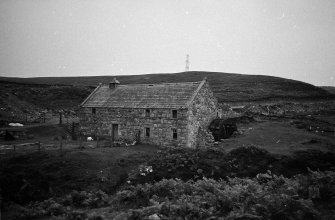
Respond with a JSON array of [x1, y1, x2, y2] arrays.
[[79, 77, 220, 148]]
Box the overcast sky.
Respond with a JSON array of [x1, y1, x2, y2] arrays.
[[0, 0, 334, 86]]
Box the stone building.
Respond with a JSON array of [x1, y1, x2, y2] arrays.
[[79, 77, 220, 148]]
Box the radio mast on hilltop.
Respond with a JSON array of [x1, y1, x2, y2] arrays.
[[185, 54, 190, 72]]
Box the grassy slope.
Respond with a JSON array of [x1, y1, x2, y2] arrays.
[[1, 71, 334, 103], [0, 80, 91, 112], [321, 86, 335, 95], [0, 145, 157, 204]]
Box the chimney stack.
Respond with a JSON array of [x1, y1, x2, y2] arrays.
[[109, 77, 120, 89]]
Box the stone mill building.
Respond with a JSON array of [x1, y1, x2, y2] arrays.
[[79, 77, 220, 148]]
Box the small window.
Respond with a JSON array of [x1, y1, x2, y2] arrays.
[[145, 127, 150, 137], [92, 108, 96, 114], [172, 128, 177, 139], [172, 110, 177, 118], [145, 109, 150, 117]]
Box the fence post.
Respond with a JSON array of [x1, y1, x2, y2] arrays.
[[79, 135, 82, 149], [72, 122, 75, 138], [13, 145, 16, 154], [37, 141, 41, 152], [59, 113, 62, 125], [0, 193, 2, 220], [60, 137, 63, 156], [97, 136, 99, 148]]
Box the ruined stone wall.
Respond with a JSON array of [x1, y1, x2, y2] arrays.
[[196, 127, 215, 148], [79, 107, 188, 147], [186, 81, 219, 148]]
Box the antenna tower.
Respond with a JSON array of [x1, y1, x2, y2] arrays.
[[185, 54, 190, 72]]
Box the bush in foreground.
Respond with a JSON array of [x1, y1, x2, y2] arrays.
[[110, 171, 335, 220], [128, 146, 335, 185], [3, 146, 335, 219], [6, 168, 335, 220]]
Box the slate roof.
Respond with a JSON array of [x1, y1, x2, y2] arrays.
[[81, 80, 205, 109]]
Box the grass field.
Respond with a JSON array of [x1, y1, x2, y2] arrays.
[[321, 86, 335, 95], [221, 118, 335, 155], [0, 143, 157, 203]]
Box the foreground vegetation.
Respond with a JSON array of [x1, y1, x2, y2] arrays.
[[1, 146, 335, 219], [5, 170, 335, 219]]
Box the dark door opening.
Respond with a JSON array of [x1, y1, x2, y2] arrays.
[[112, 124, 119, 141], [135, 129, 141, 143]]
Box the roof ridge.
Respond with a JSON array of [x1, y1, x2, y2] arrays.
[[101, 81, 202, 87]]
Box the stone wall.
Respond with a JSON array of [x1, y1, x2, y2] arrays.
[[79, 79, 221, 148], [186, 80, 220, 148], [79, 107, 189, 147], [196, 127, 215, 148]]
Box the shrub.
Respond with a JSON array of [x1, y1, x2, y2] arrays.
[[127, 146, 277, 185], [6, 190, 110, 219], [276, 150, 335, 177], [109, 171, 333, 220], [64, 190, 109, 208], [7, 170, 335, 219]]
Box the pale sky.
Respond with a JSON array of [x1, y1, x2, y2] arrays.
[[0, 0, 334, 86]]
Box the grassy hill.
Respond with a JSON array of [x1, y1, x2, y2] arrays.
[[321, 86, 335, 95], [0, 80, 91, 123], [1, 71, 334, 103]]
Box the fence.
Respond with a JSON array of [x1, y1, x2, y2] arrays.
[[0, 134, 140, 159], [0, 141, 63, 157], [61, 114, 80, 140], [0, 112, 56, 128]]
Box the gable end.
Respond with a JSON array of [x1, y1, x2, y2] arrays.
[[186, 77, 207, 107], [80, 83, 102, 107]]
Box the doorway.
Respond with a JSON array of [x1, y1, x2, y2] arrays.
[[135, 129, 141, 143], [112, 124, 118, 141]]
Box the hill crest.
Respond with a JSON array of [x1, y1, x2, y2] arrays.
[[0, 71, 333, 103]]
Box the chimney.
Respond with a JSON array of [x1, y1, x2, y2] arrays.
[[109, 77, 120, 89]]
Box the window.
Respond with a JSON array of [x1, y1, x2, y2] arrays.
[[92, 108, 96, 114], [145, 109, 150, 117], [145, 127, 150, 137], [172, 110, 177, 118], [172, 128, 177, 139]]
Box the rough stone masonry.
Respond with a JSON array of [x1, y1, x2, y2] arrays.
[[79, 77, 221, 148]]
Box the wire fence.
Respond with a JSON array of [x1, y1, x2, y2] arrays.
[[0, 140, 64, 158], [0, 135, 141, 159]]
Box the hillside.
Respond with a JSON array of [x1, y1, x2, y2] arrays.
[[0, 80, 91, 124], [1, 71, 334, 103], [321, 86, 335, 95]]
